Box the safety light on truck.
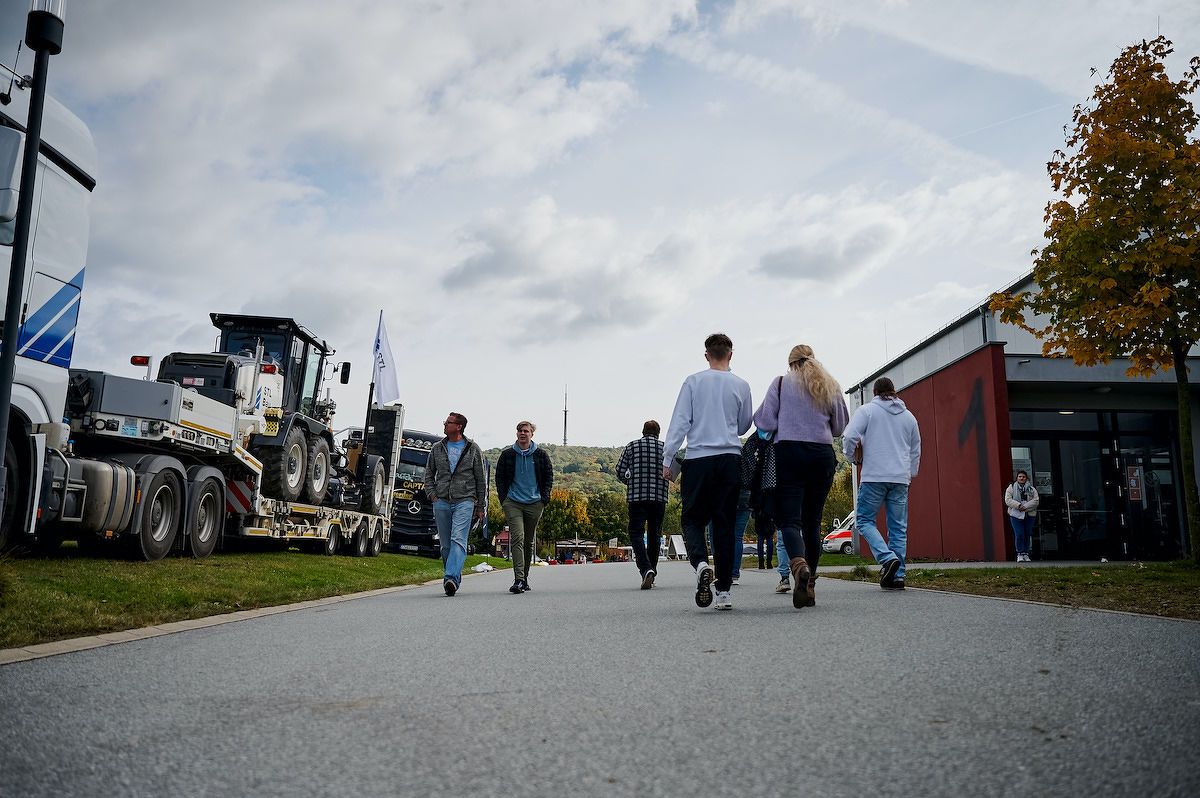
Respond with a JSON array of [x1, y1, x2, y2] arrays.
[[261, 364, 278, 374], [130, 356, 150, 366]]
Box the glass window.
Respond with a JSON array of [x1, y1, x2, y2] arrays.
[[299, 346, 321, 416], [1010, 411, 1100, 431]]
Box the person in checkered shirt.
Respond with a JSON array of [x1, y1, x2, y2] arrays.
[[617, 420, 671, 589]]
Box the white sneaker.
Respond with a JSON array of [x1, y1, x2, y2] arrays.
[[713, 590, 732, 610]]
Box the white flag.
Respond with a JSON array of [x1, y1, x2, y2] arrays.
[[372, 311, 400, 407]]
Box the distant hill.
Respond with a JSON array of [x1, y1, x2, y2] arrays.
[[484, 443, 627, 497]]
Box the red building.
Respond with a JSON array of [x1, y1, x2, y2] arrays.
[[847, 274, 1196, 562]]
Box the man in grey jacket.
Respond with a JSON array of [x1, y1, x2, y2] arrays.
[[425, 412, 487, 596], [842, 378, 921, 590]]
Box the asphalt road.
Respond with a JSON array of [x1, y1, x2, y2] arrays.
[[2, 560, 1198, 798]]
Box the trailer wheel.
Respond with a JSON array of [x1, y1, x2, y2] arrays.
[[351, 521, 369, 557], [135, 470, 183, 561], [187, 478, 222, 559], [323, 525, 340, 556], [367, 525, 383, 557], [302, 436, 331, 505], [1, 438, 19, 550], [260, 427, 307, 502], [359, 457, 386, 515]]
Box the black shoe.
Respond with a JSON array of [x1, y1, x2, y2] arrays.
[[520, 579, 532, 592], [641, 569, 656, 590], [444, 579, 457, 597], [879, 558, 901, 588], [889, 578, 906, 590], [509, 580, 523, 594], [695, 562, 714, 608]]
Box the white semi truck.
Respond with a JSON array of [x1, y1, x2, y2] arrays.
[[1, 72, 401, 560]]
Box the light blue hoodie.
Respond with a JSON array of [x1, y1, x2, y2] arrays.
[[842, 396, 921, 484]]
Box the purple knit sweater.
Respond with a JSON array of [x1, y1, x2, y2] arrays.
[[753, 374, 849, 444]]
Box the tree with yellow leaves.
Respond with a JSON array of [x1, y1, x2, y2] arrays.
[[992, 36, 1200, 562]]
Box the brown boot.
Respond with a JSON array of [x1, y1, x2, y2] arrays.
[[789, 557, 810, 609], [799, 574, 817, 608]]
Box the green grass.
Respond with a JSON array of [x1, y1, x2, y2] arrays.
[[0, 548, 508, 649], [825, 560, 1200, 620]]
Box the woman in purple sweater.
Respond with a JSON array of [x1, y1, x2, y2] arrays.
[[753, 344, 849, 609]]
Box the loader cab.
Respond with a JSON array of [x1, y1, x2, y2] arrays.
[[210, 314, 331, 417]]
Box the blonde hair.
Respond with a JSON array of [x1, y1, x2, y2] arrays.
[[516, 420, 536, 433], [787, 344, 841, 411]]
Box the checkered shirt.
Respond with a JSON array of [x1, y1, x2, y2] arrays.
[[617, 436, 670, 503]]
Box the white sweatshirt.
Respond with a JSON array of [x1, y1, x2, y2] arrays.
[[662, 368, 753, 465], [841, 396, 921, 484]]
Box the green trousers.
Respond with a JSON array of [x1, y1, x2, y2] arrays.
[[503, 498, 545, 582]]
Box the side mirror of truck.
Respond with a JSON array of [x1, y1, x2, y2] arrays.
[[340, 362, 351, 384], [0, 126, 22, 225]]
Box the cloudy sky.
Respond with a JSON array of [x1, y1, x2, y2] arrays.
[[3, 1, 1198, 449]]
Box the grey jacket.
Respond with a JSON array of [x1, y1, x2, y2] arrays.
[[425, 437, 487, 504]]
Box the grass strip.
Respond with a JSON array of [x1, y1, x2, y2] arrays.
[[825, 560, 1200, 621], [0, 549, 509, 649]]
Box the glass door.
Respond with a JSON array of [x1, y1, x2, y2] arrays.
[[1057, 439, 1112, 559]]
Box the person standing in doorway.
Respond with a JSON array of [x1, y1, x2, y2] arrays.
[[662, 333, 753, 611], [753, 344, 849, 609], [425, 412, 487, 596], [842, 377, 921, 590], [496, 420, 553, 594], [1005, 470, 1039, 562], [617, 420, 671, 589]]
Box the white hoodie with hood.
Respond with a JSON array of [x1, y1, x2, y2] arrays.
[[841, 396, 921, 484]]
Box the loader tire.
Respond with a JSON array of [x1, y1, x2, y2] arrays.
[[359, 456, 386, 516], [260, 427, 307, 503], [302, 436, 331, 505]]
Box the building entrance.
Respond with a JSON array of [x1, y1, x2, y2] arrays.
[[1009, 411, 1185, 561]]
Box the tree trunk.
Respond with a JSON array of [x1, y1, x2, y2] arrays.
[[1170, 339, 1200, 564]]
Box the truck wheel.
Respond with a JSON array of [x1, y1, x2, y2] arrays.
[[302, 436, 331, 505], [1, 438, 18, 550], [135, 470, 183, 561], [359, 457, 386, 515], [840, 542, 853, 555], [260, 427, 307, 503], [352, 521, 369, 557], [322, 525, 340, 556], [368, 524, 383, 557], [187, 478, 222, 559]]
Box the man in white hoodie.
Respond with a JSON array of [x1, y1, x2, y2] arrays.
[[842, 377, 921, 590]]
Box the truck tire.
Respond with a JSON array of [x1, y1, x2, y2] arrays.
[[135, 470, 183, 561], [260, 427, 307, 503], [359, 456, 386, 515], [187, 478, 222, 559], [351, 521, 369, 557], [302, 436, 331, 505], [367, 523, 383, 557], [322, 525, 339, 556], [1, 438, 18, 550]]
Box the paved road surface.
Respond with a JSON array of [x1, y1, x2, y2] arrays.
[[2, 561, 1198, 797]]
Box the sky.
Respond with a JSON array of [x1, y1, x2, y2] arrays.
[[2, 1, 1198, 449]]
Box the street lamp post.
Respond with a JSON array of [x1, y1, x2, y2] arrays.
[[0, 2, 66, 532]]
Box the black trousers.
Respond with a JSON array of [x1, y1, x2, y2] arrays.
[[680, 454, 740, 591], [774, 441, 836, 573], [627, 500, 665, 575]]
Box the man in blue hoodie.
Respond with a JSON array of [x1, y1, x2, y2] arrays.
[[496, 420, 554, 594], [842, 377, 922, 589]]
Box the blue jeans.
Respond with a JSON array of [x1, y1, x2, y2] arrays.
[[433, 499, 475, 585], [776, 528, 790, 579], [855, 482, 909, 578], [1010, 515, 1035, 556]]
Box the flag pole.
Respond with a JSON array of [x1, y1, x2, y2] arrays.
[[359, 310, 382, 479]]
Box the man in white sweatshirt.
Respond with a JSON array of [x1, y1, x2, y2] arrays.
[[662, 333, 753, 610], [842, 377, 921, 590]]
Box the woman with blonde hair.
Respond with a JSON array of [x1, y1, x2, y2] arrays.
[[753, 344, 849, 609]]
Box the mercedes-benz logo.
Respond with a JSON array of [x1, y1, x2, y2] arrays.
[[407, 500, 421, 515]]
